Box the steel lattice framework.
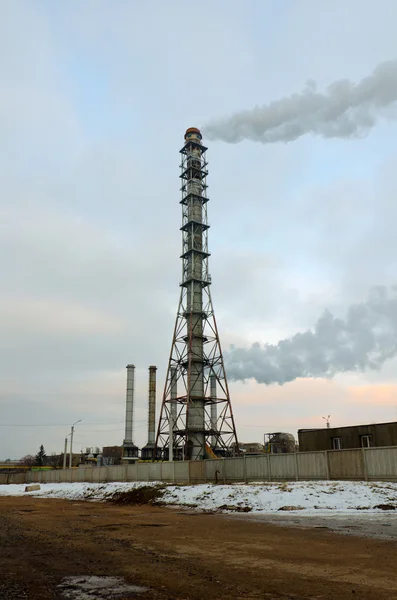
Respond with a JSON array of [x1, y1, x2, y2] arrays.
[[155, 128, 239, 461]]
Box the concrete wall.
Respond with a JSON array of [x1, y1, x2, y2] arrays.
[[327, 449, 365, 480], [365, 446, 397, 480], [0, 472, 26, 485], [1, 446, 396, 486]]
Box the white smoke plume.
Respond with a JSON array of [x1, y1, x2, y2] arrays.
[[224, 286, 397, 385], [203, 60, 397, 144]]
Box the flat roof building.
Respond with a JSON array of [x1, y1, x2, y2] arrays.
[[298, 421, 397, 452]]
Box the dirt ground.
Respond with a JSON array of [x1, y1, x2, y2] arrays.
[[1, 496, 397, 600]]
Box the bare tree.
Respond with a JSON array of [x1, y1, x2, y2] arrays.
[[20, 455, 36, 469]]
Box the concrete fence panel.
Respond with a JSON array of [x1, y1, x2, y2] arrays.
[[224, 457, 245, 482], [204, 459, 225, 482], [365, 447, 397, 480], [161, 462, 175, 482], [297, 452, 328, 480], [245, 455, 269, 481], [269, 454, 297, 480], [173, 461, 189, 483], [328, 449, 365, 480], [89, 467, 106, 483], [36, 471, 46, 483], [189, 461, 205, 484], [55, 469, 68, 483], [136, 463, 149, 482], [106, 466, 124, 482], [0, 473, 26, 484], [48, 471, 57, 483], [71, 469, 81, 483], [76, 469, 87, 482], [147, 463, 162, 482], [126, 465, 137, 482], [52, 470, 61, 483], [14, 473, 27, 484], [84, 468, 94, 483]]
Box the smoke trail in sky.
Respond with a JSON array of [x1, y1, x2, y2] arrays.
[[224, 286, 397, 384], [203, 60, 397, 144]]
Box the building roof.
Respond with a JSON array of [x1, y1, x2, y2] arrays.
[[298, 420, 397, 433]]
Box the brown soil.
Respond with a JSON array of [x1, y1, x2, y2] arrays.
[[1, 496, 397, 599]]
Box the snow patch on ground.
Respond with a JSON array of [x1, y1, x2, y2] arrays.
[[1, 480, 397, 515], [58, 576, 147, 599]]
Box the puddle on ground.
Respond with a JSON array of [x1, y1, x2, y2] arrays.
[[58, 576, 148, 599], [135, 523, 167, 528]]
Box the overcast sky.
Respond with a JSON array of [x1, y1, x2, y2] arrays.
[[1, 0, 397, 459]]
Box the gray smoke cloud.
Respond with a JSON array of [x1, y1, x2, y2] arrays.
[[203, 60, 397, 144], [224, 286, 397, 385]]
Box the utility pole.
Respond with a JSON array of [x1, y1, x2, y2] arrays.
[[69, 420, 81, 469], [63, 437, 68, 469]]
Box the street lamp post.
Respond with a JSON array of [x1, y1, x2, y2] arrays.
[[69, 420, 82, 469], [63, 437, 68, 470], [322, 415, 331, 429]]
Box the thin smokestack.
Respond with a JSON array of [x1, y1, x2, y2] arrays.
[[148, 366, 157, 445], [203, 60, 397, 144], [210, 375, 217, 447], [225, 286, 397, 385], [124, 364, 135, 443]]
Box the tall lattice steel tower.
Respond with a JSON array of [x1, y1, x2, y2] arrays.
[[155, 127, 239, 461]]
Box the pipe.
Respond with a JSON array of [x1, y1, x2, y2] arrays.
[[210, 375, 217, 447], [169, 367, 177, 461], [124, 364, 135, 444], [148, 366, 157, 445]]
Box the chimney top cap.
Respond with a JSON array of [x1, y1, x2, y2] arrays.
[[184, 127, 202, 140]]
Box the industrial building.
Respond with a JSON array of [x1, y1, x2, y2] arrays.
[[298, 421, 397, 452]]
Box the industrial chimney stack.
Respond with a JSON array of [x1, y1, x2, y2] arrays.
[[122, 364, 138, 461], [141, 366, 160, 460], [155, 127, 239, 460]]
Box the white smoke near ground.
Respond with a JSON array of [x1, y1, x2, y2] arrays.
[[203, 60, 397, 144], [224, 286, 397, 385]]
